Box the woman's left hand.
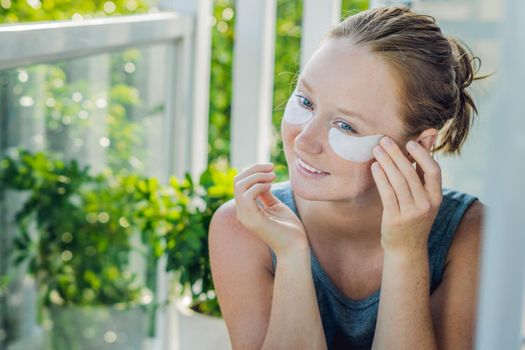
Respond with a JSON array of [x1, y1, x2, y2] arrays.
[[371, 136, 443, 256]]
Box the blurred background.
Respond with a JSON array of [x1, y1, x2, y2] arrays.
[[0, 0, 523, 349]]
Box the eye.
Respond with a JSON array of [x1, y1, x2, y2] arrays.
[[295, 94, 314, 111], [335, 120, 358, 134]]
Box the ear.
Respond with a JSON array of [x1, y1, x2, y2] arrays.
[[405, 128, 438, 162], [416, 128, 438, 152]]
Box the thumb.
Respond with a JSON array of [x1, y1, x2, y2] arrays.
[[258, 186, 280, 208]]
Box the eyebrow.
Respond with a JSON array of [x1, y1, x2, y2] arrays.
[[298, 78, 368, 124]]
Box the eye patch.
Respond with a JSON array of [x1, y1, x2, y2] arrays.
[[283, 88, 383, 163], [282, 88, 313, 124]]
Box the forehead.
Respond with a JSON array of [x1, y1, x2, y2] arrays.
[[298, 38, 404, 133]]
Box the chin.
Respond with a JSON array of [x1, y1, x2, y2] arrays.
[[289, 171, 348, 202], [289, 176, 327, 201]]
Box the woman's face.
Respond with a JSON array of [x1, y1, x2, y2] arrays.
[[282, 38, 408, 201]]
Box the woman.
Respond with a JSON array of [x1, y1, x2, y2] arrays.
[[209, 6, 487, 350]]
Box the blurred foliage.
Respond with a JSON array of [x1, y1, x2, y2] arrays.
[[0, 149, 146, 310], [123, 161, 236, 318], [341, 0, 370, 16], [0, 149, 236, 319], [207, 0, 235, 165], [0, 0, 162, 174], [170, 162, 236, 317], [0, 0, 153, 23], [45, 304, 146, 349], [0, 43, 160, 344], [271, 0, 303, 181], [1, 48, 155, 175], [130, 158, 236, 317]]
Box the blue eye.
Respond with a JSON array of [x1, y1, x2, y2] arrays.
[[336, 120, 358, 134], [295, 94, 313, 110]]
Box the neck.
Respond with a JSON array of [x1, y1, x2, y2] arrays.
[[294, 186, 384, 252]]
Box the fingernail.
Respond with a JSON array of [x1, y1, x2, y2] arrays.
[[381, 137, 393, 146], [373, 145, 384, 155], [407, 141, 417, 150]]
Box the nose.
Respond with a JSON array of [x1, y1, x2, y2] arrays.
[[294, 116, 324, 155]]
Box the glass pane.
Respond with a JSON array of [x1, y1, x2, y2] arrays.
[[0, 42, 171, 349], [1, 44, 169, 178]]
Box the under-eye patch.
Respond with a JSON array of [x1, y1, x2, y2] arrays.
[[328, 128, 383, 162], [283, 86, 383, 163], [282, 89, 313, 125]]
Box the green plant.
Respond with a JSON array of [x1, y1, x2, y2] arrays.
[[0, 148, 172, 347], [165, 162, 236, 317], [0, 148, 237, 322], [131, 159, 237, 318], [0, 150, 149, 311]]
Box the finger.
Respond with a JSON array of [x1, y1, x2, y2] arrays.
[[371, 161, 400, 215], [415, 162, 442, 205], [373, 144, 413, 210], [258, 188, 280, 208], [241, 182, 273, 221], [234, 171, 276, 199], [379, 137, 428, 206], [234, 172, 276, 224], [406, 141, 442, 200], [234, 163, 274, 185]]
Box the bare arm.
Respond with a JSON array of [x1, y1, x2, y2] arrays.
[[372, 248, 437, 350], [371, 201, 484, 350], [262, 245, 327, 350], [210, 163, 327, 349], [209, 204, 327, 350]]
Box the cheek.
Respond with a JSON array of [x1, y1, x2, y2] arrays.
[[281, 120, 300, 150], [335, 159, 375, 179]]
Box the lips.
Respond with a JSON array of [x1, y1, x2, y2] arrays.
[[297, 156, 329, 175]]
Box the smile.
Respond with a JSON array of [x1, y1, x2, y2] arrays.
[[297, 157, 329, 175]]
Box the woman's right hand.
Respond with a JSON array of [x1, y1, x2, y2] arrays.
[[234, 163, 309, 256]]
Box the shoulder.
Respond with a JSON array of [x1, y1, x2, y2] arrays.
[[429, 196, 485, 348], [208, 199, 276, 349], [209, 198, 274, 274], [446, 197, 485, 264], [434, 188, 482, 257], [210, 198, 238, 230]]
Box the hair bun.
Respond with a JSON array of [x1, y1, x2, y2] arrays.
[[448, 37, 479, 92], [328, 7, 493, 156]]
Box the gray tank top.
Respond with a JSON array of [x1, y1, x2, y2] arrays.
[[268, 180, 478, 350]]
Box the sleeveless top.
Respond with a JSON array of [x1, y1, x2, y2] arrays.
[[268, 181, 478, 350]]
